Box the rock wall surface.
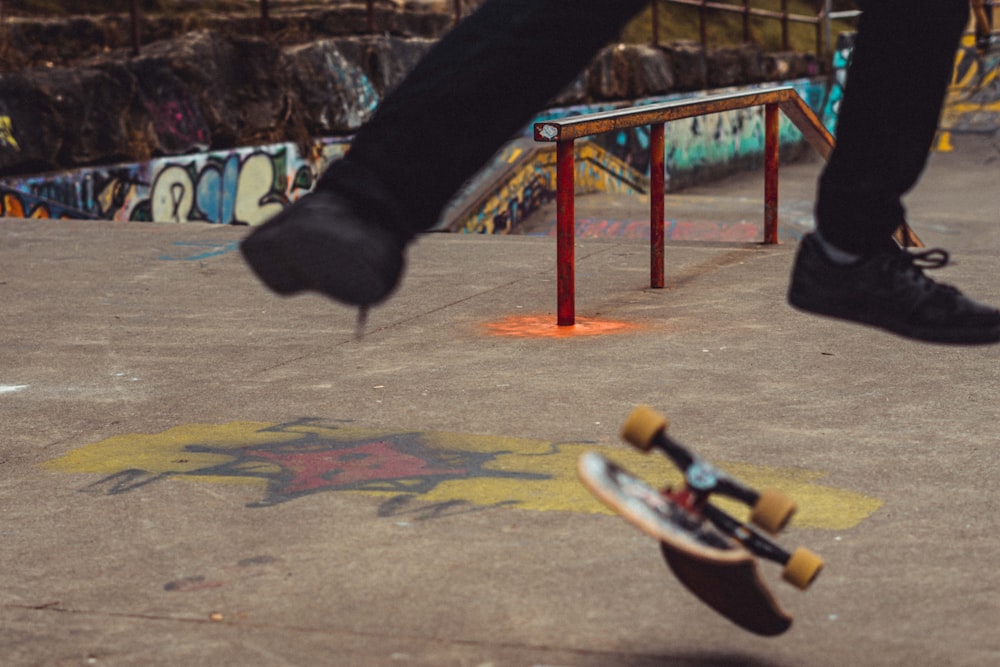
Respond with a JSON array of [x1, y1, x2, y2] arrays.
[[0, 7, 819, 178]]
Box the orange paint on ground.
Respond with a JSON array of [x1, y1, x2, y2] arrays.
[[481, 314, 647, 338]]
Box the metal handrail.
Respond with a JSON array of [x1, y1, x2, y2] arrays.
[[533, 86, 830, 327], [109, 2, 995, 63], [122, 1, 467, 55], [652, 0, 823, 55], [534, 87, 831, 153], [649, 0, 861, 60]]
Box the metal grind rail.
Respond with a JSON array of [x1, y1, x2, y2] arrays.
[[533, 86, 851, 327]]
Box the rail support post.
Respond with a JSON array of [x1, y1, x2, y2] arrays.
[[650, 123, 666, 288], [129, 0, 141, 55], [763, 103, 780, 244], [556, 139, 576, 326]]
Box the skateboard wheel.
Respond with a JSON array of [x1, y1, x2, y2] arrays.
[[782, 547, 824, 590], [621, 405, 669, 452], [750, 488, 797, 534]]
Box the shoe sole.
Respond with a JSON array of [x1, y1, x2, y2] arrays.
[[788, 292, 1000, 345]]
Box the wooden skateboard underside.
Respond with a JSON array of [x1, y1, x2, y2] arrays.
[[578, 451, 792, 636]]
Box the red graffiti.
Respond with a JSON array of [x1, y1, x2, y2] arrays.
[[244, 440, 467, 496]]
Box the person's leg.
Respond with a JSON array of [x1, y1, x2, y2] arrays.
[[324, 0, 650, 236], [242, 0, 648, 307], [789, 0, 1000, 344], [815, 0, 967, 254]]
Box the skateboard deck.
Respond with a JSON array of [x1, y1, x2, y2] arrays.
[[577, 406, 823, 636], [579, 452, 791, 635]]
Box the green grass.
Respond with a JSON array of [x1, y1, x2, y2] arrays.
[[3, 0, 247, 15], [4, 0, 858, 54], [622, 0, 859, 53]]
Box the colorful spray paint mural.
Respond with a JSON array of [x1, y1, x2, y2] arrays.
[[446, 78, 828, 233], [442, 139, 648, 234], [3, 25, 997, 230], [823, 32, 1000, 148], [4, 139, 350, 225], [1, 79, 828, 228], [530, 79, 827, 189], [42, 419, 882, 529], [0, 186, 94, 220], [938, 34, 1000, 150], [821, 32, 854, 134]]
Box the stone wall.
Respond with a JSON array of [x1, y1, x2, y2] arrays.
[[0, 16, 819, 178], [0, 76, 828, 225], [0, 3, 455, 70]]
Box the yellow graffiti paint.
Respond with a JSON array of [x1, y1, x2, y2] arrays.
[[42, 421, 881, 530], [939, 38, 1000, 143], [42, 422, 294, 486], [455, 140, 644, 234], [0, 116, 19, 151], [3, 192, 25, 218], [936, 130, 955, 153]]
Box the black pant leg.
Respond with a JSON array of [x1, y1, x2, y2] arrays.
[[318, 0, 649, 236], [816, 0, 968, 254]]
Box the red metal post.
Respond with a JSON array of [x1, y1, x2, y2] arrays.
[[763, 103, 780, 244], [699, 0, 708, 48], [649, 123, 666, 288], [742, 0, 752, 43], [815, 0, 825, 63], [556, 140, 576, 326], [650, 0, 660, 46], [129, 0, 141, 55], [781, 0, 790, 51]]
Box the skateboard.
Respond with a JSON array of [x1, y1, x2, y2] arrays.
[[577, 405, 824, 636]]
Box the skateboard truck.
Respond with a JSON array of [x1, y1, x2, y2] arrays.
[[623, 404, 799, 537], [578, 405, 825, 635]]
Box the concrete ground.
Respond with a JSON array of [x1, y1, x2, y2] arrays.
[[1, 134, 998, 666]]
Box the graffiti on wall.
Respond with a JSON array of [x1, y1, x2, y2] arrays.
[[824, 32, 1000, 149], [448, 80, 830, 235], [821, 32, 854, 135], [533, 79, 825, 189], [5, 139, 350, 224], [134, 150, 295, 225], [449, 140, 646, 234], [0, 115, 19, 152], [42, 418, 882, 529], [938, 35, 1000, 149], [2, 79, 828, 228], [460, 167, 554, 235], [320, 46, 381, 130], [662, 106, 777, 178], [0, 185, 94, 219], [139, 85, 211, 155]]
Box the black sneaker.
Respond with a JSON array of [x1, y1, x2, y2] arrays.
[[240, 190, 406, 307], [788, 233, 1000, 344]]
